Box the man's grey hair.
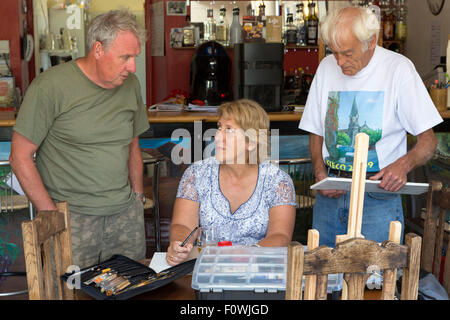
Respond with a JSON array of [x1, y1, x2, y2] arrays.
[[320, 6, 380, 52], [86, 10, 144, 52]]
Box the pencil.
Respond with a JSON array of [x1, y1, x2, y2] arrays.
[[181, 226, 199, 247]]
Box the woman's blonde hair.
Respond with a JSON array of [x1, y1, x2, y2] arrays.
[[217, 99, 270, 163]]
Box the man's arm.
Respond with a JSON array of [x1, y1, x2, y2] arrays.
[[370, 129, 437, 192], [310, 133, 345, 198], [128, 136, 144, 195], [9, 131, 57, 211]]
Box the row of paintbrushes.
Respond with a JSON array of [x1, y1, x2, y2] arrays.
[[76, 259, 175, 296]]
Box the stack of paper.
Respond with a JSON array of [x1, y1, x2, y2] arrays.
[[149, 103, 184, 112], [186, 103, 218, 112]]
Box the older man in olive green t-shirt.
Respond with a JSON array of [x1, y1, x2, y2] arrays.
[[10, 10, 150, 268]]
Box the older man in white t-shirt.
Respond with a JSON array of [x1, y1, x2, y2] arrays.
[[299, 6, 443, 247]]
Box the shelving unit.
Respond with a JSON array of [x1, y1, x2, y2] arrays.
[[40, 49, 76, 57]]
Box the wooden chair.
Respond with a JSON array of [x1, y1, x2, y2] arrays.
[[21, 201, 74, 300], [421, 180, 450, 295], [0, 159, 34, 218], [286, 232, 422, 300], [269, 158, 315, 211]]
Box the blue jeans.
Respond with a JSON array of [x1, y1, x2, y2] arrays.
[[312, 190, 404, 248]]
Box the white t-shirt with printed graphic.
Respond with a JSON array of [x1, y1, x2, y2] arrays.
[[299, 45, 443, 172]]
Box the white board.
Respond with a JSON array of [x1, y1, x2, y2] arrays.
[[310, 177, 429, 195]]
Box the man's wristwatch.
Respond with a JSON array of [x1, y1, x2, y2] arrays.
[[134, 192, 146, 205]]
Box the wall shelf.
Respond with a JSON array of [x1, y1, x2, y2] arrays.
[[171, 44, 319, 51]]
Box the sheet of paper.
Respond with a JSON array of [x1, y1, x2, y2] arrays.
[[150, 1, 164, 57], [6, 173, 25, 195], [186, 103, 219, 112], [149, 252, 172, 273], [430, 21, 441, 66], [310, 177, 429, 195]]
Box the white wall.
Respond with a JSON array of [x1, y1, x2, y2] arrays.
[[405, 0, 450, 77]]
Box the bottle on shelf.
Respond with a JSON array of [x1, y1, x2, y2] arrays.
[[183, 14, 196, 47], [306, 1, 318, 46], [382, 0, 394, 41], [395, 0, 407, 41], [230, 7, 243, 45], [284, 13, 298, 46], [295, 2, 307, 46], [204, 8, 217, 41], [216, 6, 229, 46], [257, 2, 267, 41]]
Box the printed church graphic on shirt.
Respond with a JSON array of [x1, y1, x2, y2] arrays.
[[324, 91, 384, 172]]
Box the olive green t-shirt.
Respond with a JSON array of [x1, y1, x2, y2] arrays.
[[14, 61, 150, 215]]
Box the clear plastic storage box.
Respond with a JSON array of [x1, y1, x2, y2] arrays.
[[191, 245, 343, 300]]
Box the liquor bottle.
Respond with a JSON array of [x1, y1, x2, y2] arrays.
[[257, 3, 267, 41], [383, 1, 394, 41], [306, 1, 318, 46], [295, 2, 307, 46], [284, 13, 297, 46], [204, 9, 216, 41], [183, 15, 196, 47], [230, 7, 243, 45], [216, 6, 229, 46], [395, 0, 407, 41]]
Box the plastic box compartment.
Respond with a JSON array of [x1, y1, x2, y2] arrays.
[[191, 246, 343, 300]]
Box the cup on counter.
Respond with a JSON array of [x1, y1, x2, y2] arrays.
[[430, 88, 448, 112]]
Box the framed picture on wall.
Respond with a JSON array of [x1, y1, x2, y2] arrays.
[[167, 1, 186, 16], [170, 28, 184, 48]]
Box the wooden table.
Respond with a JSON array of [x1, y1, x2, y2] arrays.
[[75, 275, 195, 300], [74, 257, 382, 300], [75, 274, 382, 300]]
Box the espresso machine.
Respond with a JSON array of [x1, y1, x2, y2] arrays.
[[189, 41, 232, 106]]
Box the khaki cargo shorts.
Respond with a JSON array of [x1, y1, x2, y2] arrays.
[[69, 194, 146, 269]]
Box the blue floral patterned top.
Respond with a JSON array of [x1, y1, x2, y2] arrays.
[[176, 157, 297, 245]]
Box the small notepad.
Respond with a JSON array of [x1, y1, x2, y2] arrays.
[[149, 252, 172, 273]]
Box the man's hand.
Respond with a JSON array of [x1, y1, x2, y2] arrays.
[[310, 134, 345, 199], [369, 157, 408, 192], [369, 129, 437, 193], [315, 170, 346, 198]]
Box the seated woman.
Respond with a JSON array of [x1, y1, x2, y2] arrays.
[[166, 99, 296, 266]]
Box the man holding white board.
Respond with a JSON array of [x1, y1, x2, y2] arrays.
[[299, 6, 443, 247]]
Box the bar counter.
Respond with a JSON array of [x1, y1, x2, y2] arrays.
[[146, 110, 303, 123], [0, 109, 448, 127], [0, 110, 448, 142]]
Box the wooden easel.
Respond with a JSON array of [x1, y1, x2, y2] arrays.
[[336, 133, 370, 243], [304, 133, 403, 299], [303, 133, 370, 299], [333, 133, 402, 299]]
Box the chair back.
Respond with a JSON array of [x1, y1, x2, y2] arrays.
[[0, 160, 31, 214], [22, 201, 74, 300], [422, 180, 450, 296], [269, 158, 315, 211], [286, 233, 422, 300]]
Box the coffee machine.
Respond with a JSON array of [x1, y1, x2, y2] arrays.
[[233, 43, 284, 111], [189, 41, 232, 106]]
